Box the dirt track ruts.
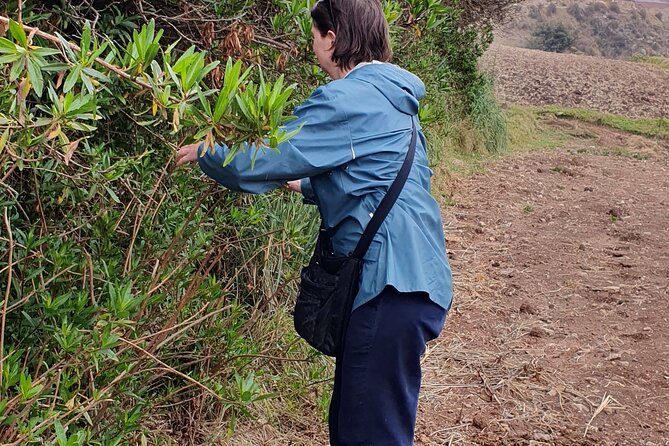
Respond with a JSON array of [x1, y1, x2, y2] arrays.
[[416, 121, 669, 445]]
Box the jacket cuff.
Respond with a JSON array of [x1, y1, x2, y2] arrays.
[[300, 178, 317, 205], [198, 143, 228, 185]]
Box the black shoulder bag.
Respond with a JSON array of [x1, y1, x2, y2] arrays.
[[294, 121, 417, 357]]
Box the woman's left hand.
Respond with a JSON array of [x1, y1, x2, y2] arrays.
[[286, 180, 302, 193], [176, 143, 201, 166]]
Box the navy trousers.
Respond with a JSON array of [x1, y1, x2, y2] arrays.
[[328, 286, 447, 446]]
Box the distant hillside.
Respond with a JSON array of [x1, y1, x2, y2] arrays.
[[497, 0, 669, 58]]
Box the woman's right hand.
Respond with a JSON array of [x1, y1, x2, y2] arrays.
[[176, 143, 201, 166]]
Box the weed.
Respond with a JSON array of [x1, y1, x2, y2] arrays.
[[537, 106, 669, 139], [630, 55, 669, 72]]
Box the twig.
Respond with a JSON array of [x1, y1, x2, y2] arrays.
[[583, 393, 623, 438], [119, 337, 229, 402], [253, 35, 292, 51], [147, 243, 229, 353], [0, 208, 13, 388]]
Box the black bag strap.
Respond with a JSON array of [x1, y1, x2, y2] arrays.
[[351, 119, 417, 259]]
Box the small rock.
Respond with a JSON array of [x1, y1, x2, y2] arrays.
[[472, 413, 487, 429], [528, 327, 548, 338], [584, 186, 593, 192], [519, 302, 538, 314], [492, 261, 501, 267], [606, 353, 622, 361], [579, 243, 587, 251], [533, 432, 554, 442], [607, 207, 627, 218]]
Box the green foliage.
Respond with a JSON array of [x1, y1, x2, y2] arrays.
[[467, 74, 508, 153], [394, 0, 515, 154], [536, 106, 669, 139], [530, 23, 576, 53], [0, 12, 308, 445], [630, 55, 669, 72]]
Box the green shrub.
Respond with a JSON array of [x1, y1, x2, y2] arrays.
[[567, 4, 586, 21], [530, 23, 577, 53]]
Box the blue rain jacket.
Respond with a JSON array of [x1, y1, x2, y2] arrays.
[[198, 63, 453, 311]]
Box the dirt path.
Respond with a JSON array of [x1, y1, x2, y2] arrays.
[[481, 45, 669, 118], [415, 121, 669, 445]]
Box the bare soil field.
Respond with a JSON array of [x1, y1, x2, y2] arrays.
[[481, 45, 669, 118], [416, 121, 669, 445]]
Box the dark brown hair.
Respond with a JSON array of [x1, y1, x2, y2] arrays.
[[311, 0, 392, 70]]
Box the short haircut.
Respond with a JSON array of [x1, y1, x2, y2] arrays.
[[311, 0, 392, 70]]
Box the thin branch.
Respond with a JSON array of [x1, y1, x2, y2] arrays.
[[0, 207, 14, 388], [119, 337, 229, 402]]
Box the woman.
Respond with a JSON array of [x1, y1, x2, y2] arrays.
[[176, 0, 453, 444]]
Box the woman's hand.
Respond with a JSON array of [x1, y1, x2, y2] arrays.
[[286, 180, 302, 193], [176, 143, 201, 166]]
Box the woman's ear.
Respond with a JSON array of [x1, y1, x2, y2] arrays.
[[327, 30, 336, 49]]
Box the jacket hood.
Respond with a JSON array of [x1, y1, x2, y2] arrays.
[[345, 63, 426, 116]]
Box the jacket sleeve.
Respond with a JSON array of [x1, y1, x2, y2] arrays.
[[300, 177, 317, 205], [198, 86, 352, 194]]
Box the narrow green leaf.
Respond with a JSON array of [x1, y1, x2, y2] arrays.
[[26, 58, 44, 97], [8, 20, 28, 48], [54, 420, 67, 446], [0, 128, 10, 155], [197, 88, 212, 116], [0, 37, 17, 52], [200, 60, 220, 81], [42, 62, 70, 73], [89, 41, 108, 61], [56, 33, 78, 62], [9, 59, 24, 81], [63, 65, 81, 93], [82, 67, 110, 82], [213, 91, 230, 122], [27, 383, 44, 398], [165, 62, 181, 91], [81, 21, 92, 57], [33, 47, 61, 57], [172, 46, 196, 73], [81, 73, 94, 94], [104, 185, 121, 204], [19, 373, 31, 398], [0, 53, 22, 64]]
